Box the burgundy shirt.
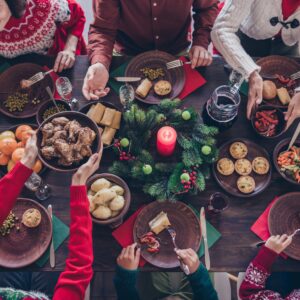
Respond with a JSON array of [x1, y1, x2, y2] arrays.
[[88, 0, 218, 69]]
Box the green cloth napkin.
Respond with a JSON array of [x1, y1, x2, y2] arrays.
[[189, 206, 221, 258], [108, 60, 131, 95], [36, 215, 69, 267], [0, 62, 10, 74]]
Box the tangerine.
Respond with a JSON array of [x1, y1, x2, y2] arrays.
[[0, 131, 15, 141], [32, 159, 43, 173], [0, 138, 18, 155], [15, 125, 32, 141], [12, 148, 25, 163], [7, 160, 16, 172], [0, 151, 9, 166]]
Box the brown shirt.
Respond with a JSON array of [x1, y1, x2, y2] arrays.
[[88, 0, 218, 69]]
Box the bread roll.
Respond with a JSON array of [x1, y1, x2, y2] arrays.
[[91, 178, 111, 192], [109, 195, 125, 211], [92, 206, 112, 220], [136, 79, 152, 98], [263, 80, 277, 100], [93, 188, 117, 205], [277, 87, 291, 105], [110, 185, 124, 195]]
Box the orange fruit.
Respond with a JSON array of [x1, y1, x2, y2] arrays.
[[0, 131, 15, 141], [16, 141, 25, 149], [0, 138, 18, 155], [21, 130, 32, 144], [15, 125, 32, 141], [0, 151, 9, 166], [32, 159, 42, 173], [7, 160, 15, 172], [12, 148, 25, 163]]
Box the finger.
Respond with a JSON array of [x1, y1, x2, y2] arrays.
[[54, 53, 63, 73], [197, 51, 205, 67], [135, 247, 141, 263], [256, 86, 263, 105], [283, 236, 292, 247], [286, 113, 296, 130], [207, 54, 213, 66], [128, 243, 137, 258], [89, 92, 100, 101], [285, 103, 294, 121], [59, 54, 68, 73], [203, 51, 210, 66], [191, 48, 200, 69], [247, 97, 254, 120], [88, 153, 99, 165], [119, 247, 126, 259], [279, 234, 288, 243], [82, 78, 91, 100], [64, 56, 73, 69], [92, 90, 107, 98]]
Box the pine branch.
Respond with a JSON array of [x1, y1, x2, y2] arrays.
[[195, 172, 206, 191], [177, 134, 193, 150], [109, 161, 131, 178], [182, 148, 203, 167]]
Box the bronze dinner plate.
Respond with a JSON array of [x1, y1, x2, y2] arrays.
[[125, 50, 185, 104], [133, 201, 201, 269], [0, 198, 52, 268], [269, 192, 300, 260], [0, 63, 53, 119], [257, 56, 300, 109], [213, 138, 272, 198]]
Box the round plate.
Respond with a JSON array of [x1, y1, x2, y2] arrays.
[[257, 56, 300, 109], [133, 201, 201, 269], [0, 198, 52, 268], [269, 192, 300, 260], [213, 138, 272, 198], [0, 63, 54, 118], [125, 51, 185, 104], [273, 138, 300, 186]]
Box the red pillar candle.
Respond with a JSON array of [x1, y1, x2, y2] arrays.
[[156, 126, 177, 156]]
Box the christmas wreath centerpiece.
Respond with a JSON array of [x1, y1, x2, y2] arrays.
[[109, 99, 219, 201]]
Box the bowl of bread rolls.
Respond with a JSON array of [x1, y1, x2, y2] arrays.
[[86, 173, 131, 228]]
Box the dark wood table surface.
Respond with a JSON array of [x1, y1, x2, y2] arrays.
[[0, 54, 300, 273]]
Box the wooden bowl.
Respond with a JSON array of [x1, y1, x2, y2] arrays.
[[86, 173, 131, 228], [0, 63, 54, 119], [251, 105, 286, 139], [0, 198, 52, 268], [36, 111, 101, 173], [273, 138, 300, 186], [36, 99, 71, 125]]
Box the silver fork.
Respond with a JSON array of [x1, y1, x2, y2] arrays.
[[166, 60, 192, 70], [167, 228, 190, 275], [24, 69, 54, 88], [290, 71, 300, 81]]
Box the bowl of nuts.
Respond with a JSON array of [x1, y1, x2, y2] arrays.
[[36, 99, 71, 125]]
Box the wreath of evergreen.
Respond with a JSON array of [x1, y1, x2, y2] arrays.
[[109, 99, 219, 201]]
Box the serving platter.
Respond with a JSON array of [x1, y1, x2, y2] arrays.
[[0, 198, 52, 268], [125, 50, 185, 104], [133, 201, 201, 269]]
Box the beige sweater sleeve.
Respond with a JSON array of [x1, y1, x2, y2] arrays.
[[211, 0, 261, 80]]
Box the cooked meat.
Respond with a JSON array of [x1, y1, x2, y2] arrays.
[[52, 117, 69, 126], [41, 123, 54, 147], [58, 157, 73, 166], [53, 125, 64, 132], [54, 139, 73, 163], [76, 127, 96, 146], [80, 145, 92, 157], [41, 146, 57, 160], [44, 130, 68, 146], [66, 120, 81, 142]]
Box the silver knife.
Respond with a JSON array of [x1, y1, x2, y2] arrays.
[[200, 207, 210, 270], [47, 204, 55, 268], [114, 77, 141, 82]]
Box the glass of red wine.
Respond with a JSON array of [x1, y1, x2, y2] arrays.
[[207, 192, 229, 214]]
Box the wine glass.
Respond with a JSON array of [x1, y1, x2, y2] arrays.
[[119, 84, 135, 111], [207, 192, 229, 214], [25, 172, 51, 201], [56, 77, 78, 109]]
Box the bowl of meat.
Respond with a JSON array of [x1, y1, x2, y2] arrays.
[[36, 111, 101, 172]]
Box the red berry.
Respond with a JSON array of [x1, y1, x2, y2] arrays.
[[181, 180, 185, 184]]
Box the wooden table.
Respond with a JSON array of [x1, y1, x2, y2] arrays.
[[0, 54, 300, 273]]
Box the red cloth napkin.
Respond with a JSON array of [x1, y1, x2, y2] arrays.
[[43, 66, 60, 99], [112, 206, 147, 267], [251, 197, 288, 259], [178, 56, 207, 100]]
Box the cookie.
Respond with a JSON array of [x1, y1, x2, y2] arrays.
[[235, 159, 252, 176], [154, 80, 172, 96], [22, 208, 42, 228], [229, 142, 248, 159], [237, 176, 256, 194], [252, 157, 270, 175], [217, 158, 235, 176]]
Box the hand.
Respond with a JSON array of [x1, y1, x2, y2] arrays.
[[54, 49, 76, 73], [247, 71, 263, 119], [20, 131, 38, 169], [82, 63, 110, 100], [72, 142, 103, 185], [175, 248, 200, 274], [117, 243, 141, 271], [285, 93, 300, 129], [189, 46, 213, 69], [265, 234, 292, 254]]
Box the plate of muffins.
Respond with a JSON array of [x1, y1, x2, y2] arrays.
[[213, 139, 272, 197]]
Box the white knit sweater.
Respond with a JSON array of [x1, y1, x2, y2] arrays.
[[211, 0, 300, 79]]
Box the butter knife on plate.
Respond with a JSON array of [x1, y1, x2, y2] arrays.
[[200, 207, 210, 270], [47, 204, 55, 269], [114, 77, 141, 82]]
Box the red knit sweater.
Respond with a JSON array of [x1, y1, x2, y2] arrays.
[[0, 162, 93, 300], [239, 246, 300, 300]]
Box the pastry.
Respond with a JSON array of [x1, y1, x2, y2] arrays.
[[92, 206, 112, 220], [277, 87, 291, 105], [136, 78, 153, 98], [110, 185, 124, 195], [149, 211, 171, 235], [91, 178, 111, 192], [237, 176, 256, 194], [109, 195, 125, 211], [235, 159, 252, 176], [93, 188, 117, 205], [229, 142, 248, 159], [252, 157, 270, 175], [102, 127, 116, 146], [111, 111, 122, 130], [22, 208, 42, 228], [217, 158, 234, 176], [154, 80, 172, 96], [263, 80, 277, 100], [100, 108, 116, 127]]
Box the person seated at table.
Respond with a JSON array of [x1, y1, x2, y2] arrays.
[[211, 0, 300, 128], [114, 243, 218, 300], [82, 0, 219, 100], [239, 234, 300, 299], [0, 0, 86, 73], [0, 132, 103, 300]]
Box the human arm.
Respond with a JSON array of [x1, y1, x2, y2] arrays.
[[285, 92, 300, 129], [176, 249, 218, 300], [114, 243, 141, 300], [239, 235, 292, 299]]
